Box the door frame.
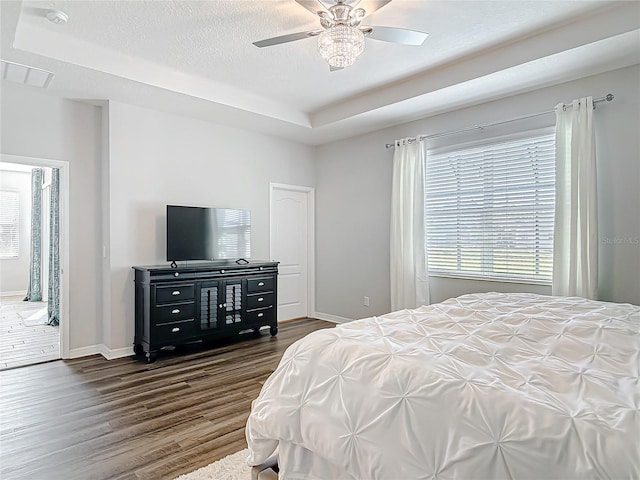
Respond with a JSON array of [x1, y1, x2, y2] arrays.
[[269, 183, 315, 319], [1, 154, 70, 359]]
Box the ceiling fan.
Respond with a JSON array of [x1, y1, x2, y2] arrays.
[[252, 0, 429, 70]]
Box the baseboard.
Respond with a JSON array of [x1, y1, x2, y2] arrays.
[[68, 344, 102, 359], [69, 344, 134, 360], [312, 311, 353, 324], [278, 317, 304, 324], [99, 344, 135, 360], [66, 316, 349, 360], [0, 291, 26, 298]]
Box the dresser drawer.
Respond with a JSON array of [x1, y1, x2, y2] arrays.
[[247, 276, 274, 293], [247, 292, 275, 310], [153, 302, 194, 324], [154, 319, 196, 343], [156, 284, 195, 304], [245, 306, 275, 324]]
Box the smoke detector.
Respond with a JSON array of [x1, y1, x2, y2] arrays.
[[46, 9, 68, 24]]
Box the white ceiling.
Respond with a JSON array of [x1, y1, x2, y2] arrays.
[[2, 0, 639, 145]]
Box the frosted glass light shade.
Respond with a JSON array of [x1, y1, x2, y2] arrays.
[[318, 26, 365, 68]]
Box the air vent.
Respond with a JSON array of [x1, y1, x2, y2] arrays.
[[1, 60, 54, 88]]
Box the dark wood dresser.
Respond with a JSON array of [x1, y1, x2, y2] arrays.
[[133, 261, 278, 362]]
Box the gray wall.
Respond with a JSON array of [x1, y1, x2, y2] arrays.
[[1, 82, 103, 350], [2, 64, 638, 355], [315, 65, 640, 320], [0, 167, 31, 293], [1, 87, 316, 356], [104, 101, 316, 353]]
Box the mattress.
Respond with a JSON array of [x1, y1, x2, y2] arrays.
[[246, 292, 640, 479]]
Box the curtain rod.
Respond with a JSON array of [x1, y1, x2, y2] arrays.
[[385, 94, 614, 149]]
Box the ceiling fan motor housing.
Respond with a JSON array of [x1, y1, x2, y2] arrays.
[[322, 3, 366, 29]]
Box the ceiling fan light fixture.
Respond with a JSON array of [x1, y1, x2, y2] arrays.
[[318, 25, 365, 68]]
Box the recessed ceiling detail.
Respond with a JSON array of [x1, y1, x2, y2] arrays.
[[1, 1, 639, 144]]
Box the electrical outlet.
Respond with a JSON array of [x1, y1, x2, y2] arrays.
[[364, 296, 370, 307]]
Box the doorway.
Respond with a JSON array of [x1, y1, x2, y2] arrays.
[[269, 183, 315, 321], [0, 155, 69, 369]]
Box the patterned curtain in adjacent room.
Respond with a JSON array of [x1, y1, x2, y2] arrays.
[[47, 168, 60, 326], [24, 168, 43, 302]]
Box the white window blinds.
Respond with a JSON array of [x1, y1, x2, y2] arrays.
[[0, 190, 20, 259], [425, 131, 555, 283]]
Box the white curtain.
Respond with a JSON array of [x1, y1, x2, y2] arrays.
[[390, 138, 429, 310], [553, 97, 598, 299]]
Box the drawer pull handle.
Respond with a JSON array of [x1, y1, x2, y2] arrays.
[[172, 291, 181, 296], [258, 297, 264, 302], [172, 309, 180, 314], [258, 282, 265, 286], [221, 269, 225, 273], [172, 327, 180, 333], [174, 272, 179, 277], [257, 312, 264, 318]]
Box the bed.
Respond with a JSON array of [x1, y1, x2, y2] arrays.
[[245, 292, 640, 479]]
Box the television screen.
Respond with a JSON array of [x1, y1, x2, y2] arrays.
[[166, 205, 251, 261]]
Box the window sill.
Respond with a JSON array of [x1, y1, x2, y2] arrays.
[[428, 273, 551, 287]]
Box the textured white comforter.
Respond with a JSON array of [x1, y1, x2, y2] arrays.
[[246, 293, 640, 479]]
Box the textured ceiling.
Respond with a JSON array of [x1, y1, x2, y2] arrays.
[[2, 0, 639, 144]]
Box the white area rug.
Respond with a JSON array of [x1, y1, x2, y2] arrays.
[[174, 449, 277, 480]]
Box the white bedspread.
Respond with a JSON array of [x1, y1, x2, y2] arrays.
[[246, 293, 640, 479]]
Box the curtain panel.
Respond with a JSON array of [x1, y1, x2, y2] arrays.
[[390, 138, 429, 310], [47, 168, 60, 326], [553, 97, 598, 299], [24, 168, 43, 302]]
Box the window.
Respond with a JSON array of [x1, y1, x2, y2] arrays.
[[0, 190, 20, 259], [425, 130, 555, 284]]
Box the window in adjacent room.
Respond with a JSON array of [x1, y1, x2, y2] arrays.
[[425, 129, 555, 284], [0, 190, 20, 259]]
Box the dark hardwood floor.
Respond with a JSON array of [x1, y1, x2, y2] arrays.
[[0, 318, 333, 480]]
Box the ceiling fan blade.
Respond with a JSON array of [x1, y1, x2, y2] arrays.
[[330, 65, 344, 72], [363, 26, 428, 45], [357, 0, 393, 16], [253, 30, 322, 48], [294, 0, 327, 15]]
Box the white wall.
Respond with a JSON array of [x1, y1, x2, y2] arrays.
[[104, 101, 316, 353], [1, 85, 316, 357], [315, 65, 640, 320], [3, 65, 638, 357], [0, 167, 31, 293], [1, 83, 103, 350]]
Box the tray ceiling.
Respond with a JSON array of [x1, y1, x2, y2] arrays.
[[2, 0, 639, 144]]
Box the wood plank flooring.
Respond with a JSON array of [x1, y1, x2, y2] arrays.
[[0, 318, 333, 480], [0, 294, 60, 370]]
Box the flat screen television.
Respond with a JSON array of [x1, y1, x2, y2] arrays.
[[166, 205, 251, 262]]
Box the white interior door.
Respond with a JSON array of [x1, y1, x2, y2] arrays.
[[270, 184, 314, 321]]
